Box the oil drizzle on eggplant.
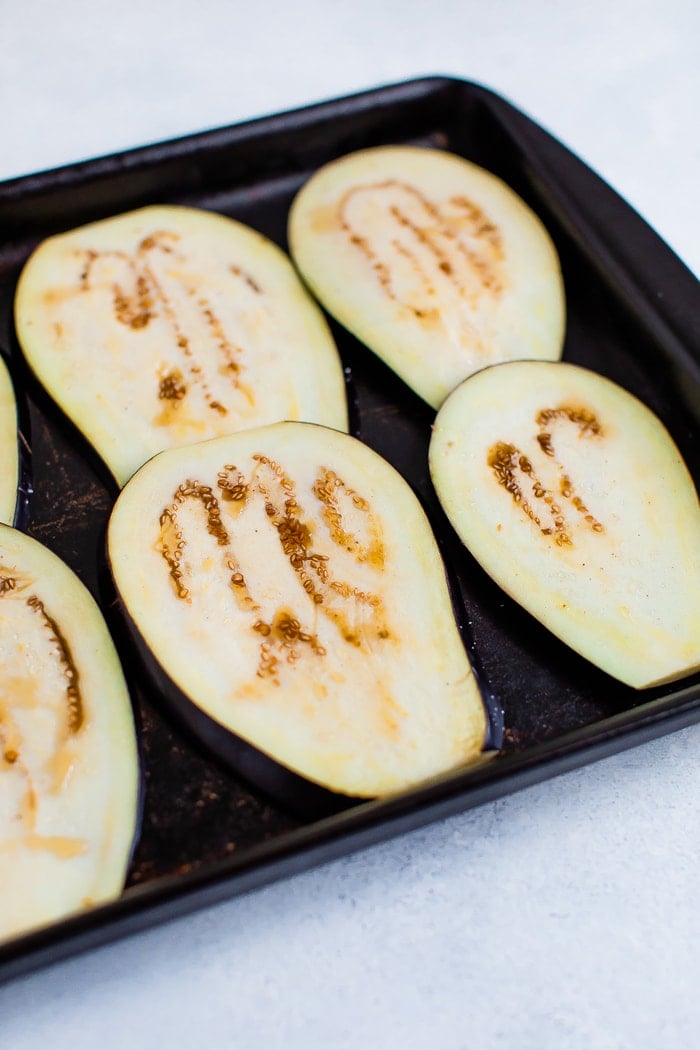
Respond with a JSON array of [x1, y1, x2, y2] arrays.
[[338, 179, 504, 334], [488, 404, 606, 545], [157, 456, 392, 686]]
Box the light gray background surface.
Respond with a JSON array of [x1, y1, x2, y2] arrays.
[[0, 2, 698, 1047]]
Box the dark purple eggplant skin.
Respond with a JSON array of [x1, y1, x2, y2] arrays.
[[106, 564, 501, 822], [1, 352, 33, 530], [105, 565, 364, 821], [13, 420, 33, 531], [101, 430, 500, 820]]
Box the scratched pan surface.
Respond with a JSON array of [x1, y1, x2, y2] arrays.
[[0, 76, 699, 982]]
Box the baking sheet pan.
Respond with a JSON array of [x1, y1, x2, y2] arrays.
[[0, 75, 698, 983]]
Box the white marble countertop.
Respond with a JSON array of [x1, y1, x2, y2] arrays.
[[0, 2, 698, 1047]]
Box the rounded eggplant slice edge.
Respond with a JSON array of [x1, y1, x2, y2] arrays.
[[14, 204, 348, 488], [429, 360, 700, 689], [289, 145, 565, 410], [108, 421, 489, 808], [0, 523, 140, 943], [0, 355, 20, 527]]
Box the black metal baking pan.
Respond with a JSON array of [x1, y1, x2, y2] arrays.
[[0, 75, 698, 984]]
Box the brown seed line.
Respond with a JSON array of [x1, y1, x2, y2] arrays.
[[312, 468, 383, 566], [0, 574, 16, 595], [536, 405, 605, 533], [248, 457, 329, 655], [338, 178, 504, 311], [238, 457, 323, 677], [78, 231, 242, 415], [25, 595, 84, 733], [536, 405, 602, 438], [229, 264, 262, 295], [448, 195, 505, 259], [158, 506, 189, 599], [217, 464, 248, 502], [196, 293, 241, 378], [140, 256, 228, 416], [488, 440, 572, 546], [488, 402, 606, 543], [158, 368, 187, 403], [158, 454, 393, 680], [389, 197, 503, 301], [158, 480, 231, 599]]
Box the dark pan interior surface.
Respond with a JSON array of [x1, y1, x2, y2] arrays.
[[0, 75, 698, 982]]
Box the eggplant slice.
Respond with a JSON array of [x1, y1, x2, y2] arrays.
[[0, 524, 139, 942], [14, 205, 348, 488], [108, 422, 488, 809], [429, 361, 700, 689], [288, 145, 565, 409], [0, 355, 19, 526]]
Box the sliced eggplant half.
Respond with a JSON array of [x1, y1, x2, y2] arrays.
[[0, 354, 20, 526], [108, 421, 488, 810], [14, 205, 348, 488], [0, 524, 139, 942], [429, 361, 700, 689], [288, 145, 565, 409]]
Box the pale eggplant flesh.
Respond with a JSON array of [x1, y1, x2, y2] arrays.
[[288, 145, 565, 410], [108, 422, 489, 812], [14, 205, 348, 488], [429, 361, 700, 689], [0, 524, 139, 942], [0, 355, 21, 527]]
